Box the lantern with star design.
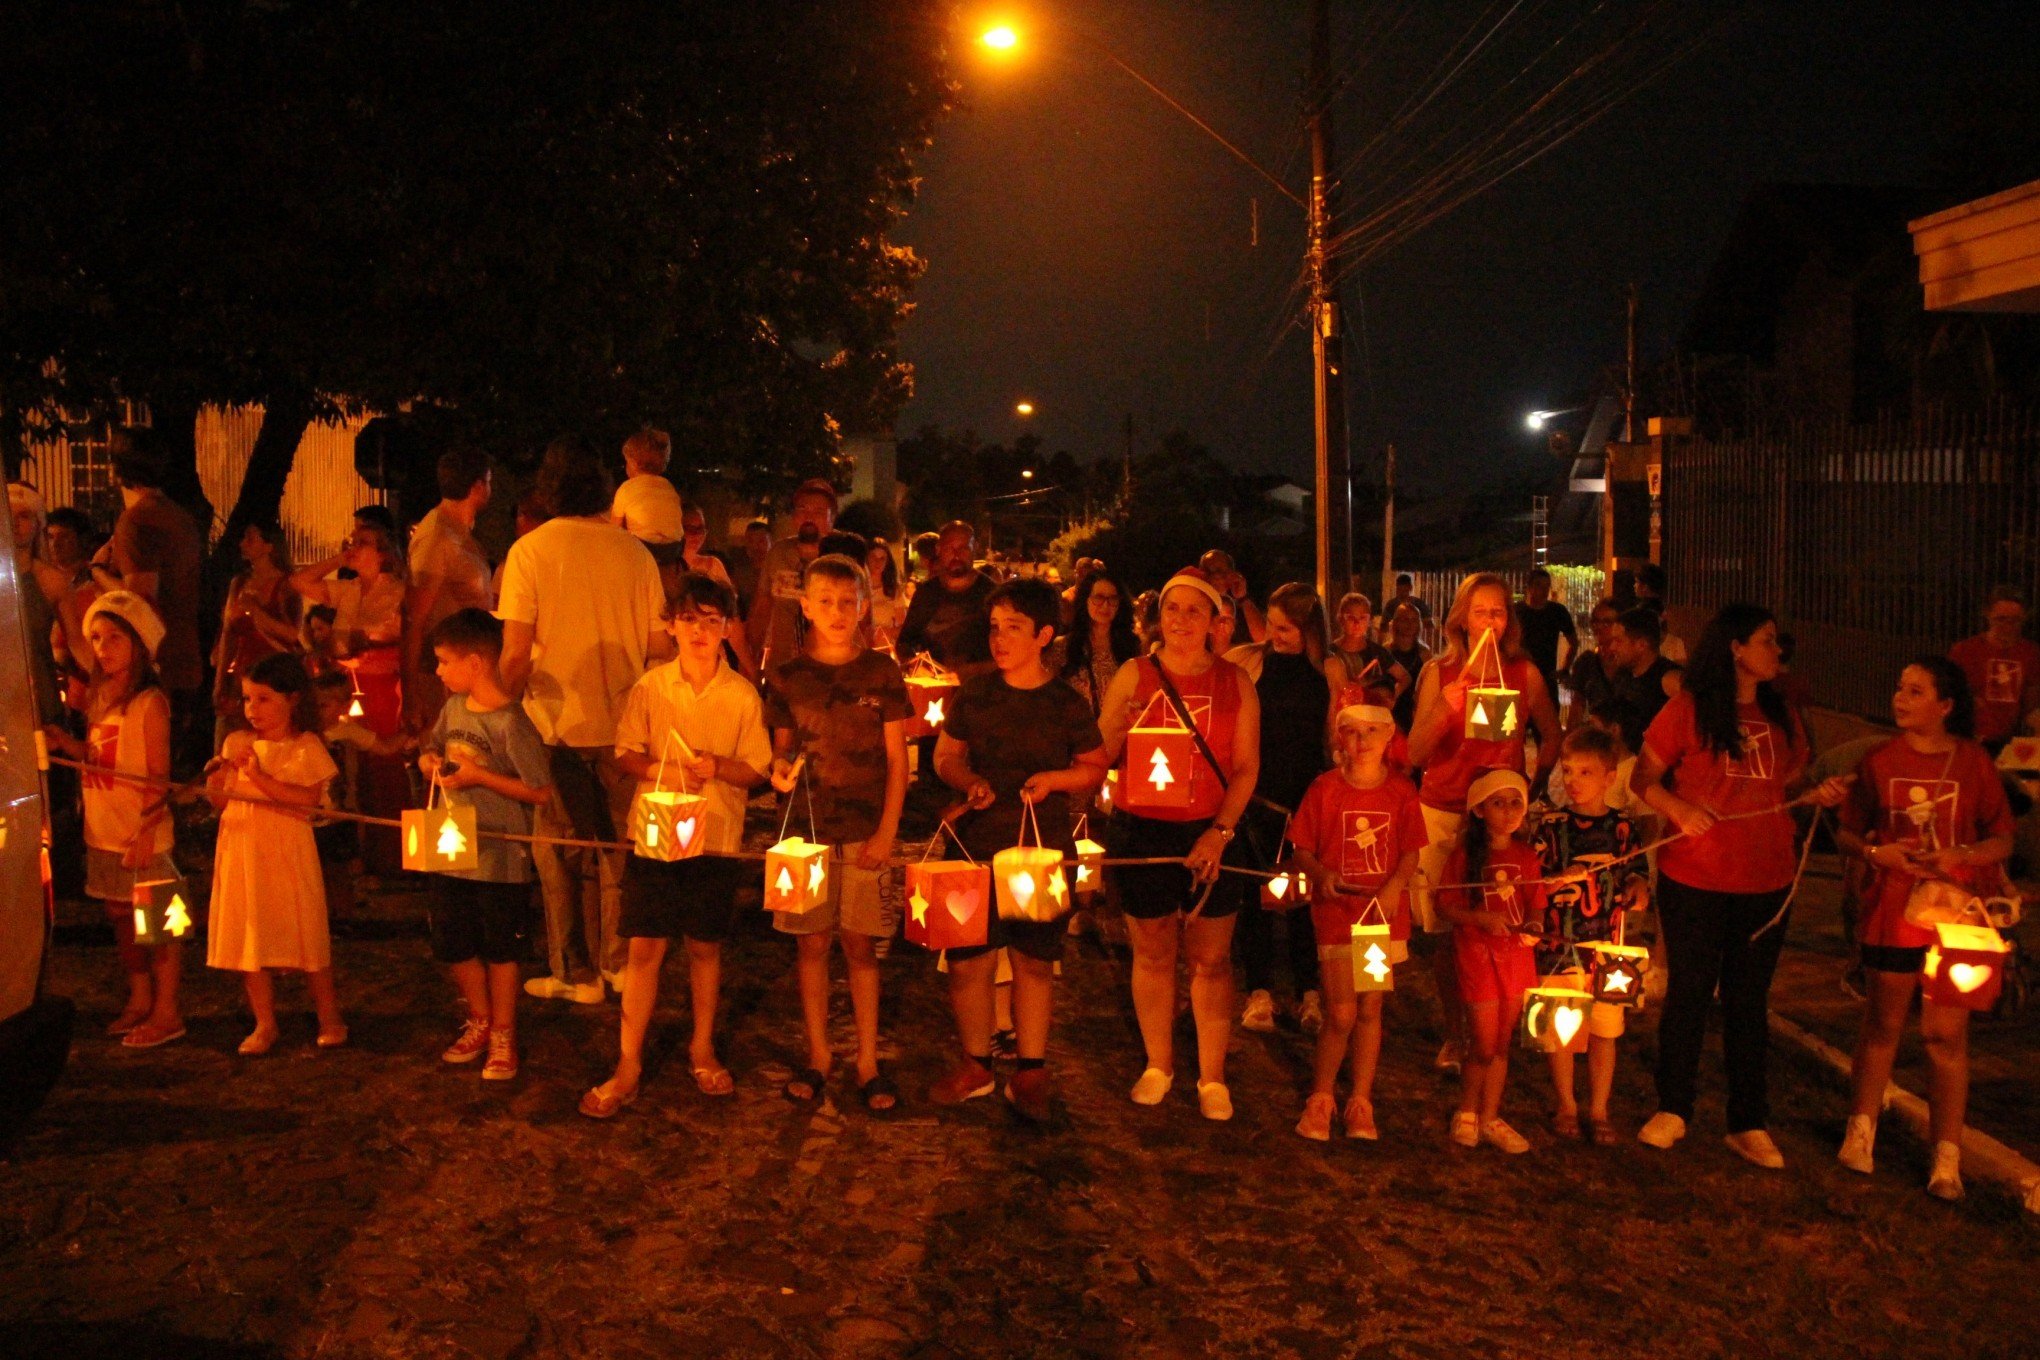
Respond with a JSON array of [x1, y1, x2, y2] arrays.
[[402, 774, 480, 873], [905, 825, 991, 949], [1097, 769, 1119, 815], [131, 876, 196, 946], [1350, 899, 1395, 994], [1922, 919, 2011, 1011], [1583, 940, 1651, 1010], [1071, 815, 1105, 900], [1461, 628, 1522, 743], [1518, 985, 1593, 1053], [764, 837, 832, 915], [1122, 691, 1195, 811], [994, 802, 1069, 923], [627, 733, 711, 862], [901, 654, 960, 739]]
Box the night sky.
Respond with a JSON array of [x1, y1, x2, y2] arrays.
[[897, 0, 2040, 493]]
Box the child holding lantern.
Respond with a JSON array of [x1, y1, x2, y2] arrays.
[[206, 652, 347, 1055], [416, 609, 552, 1082], [929, 578, 1108, 1121], [1833, 657, 2012, 1200], [765, 553, 912, 1113], [42, 591, 184, 1048], [1284, 703, 1426, 1141], [1532, 724, 1648, 1145], [1436, 767, 1546, 1153], [581, 573, 772, 1119]]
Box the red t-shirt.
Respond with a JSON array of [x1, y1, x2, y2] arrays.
[[1289, 766, 1427, 941], [1121, 655, 1243, 823], [1442, 838, 1546, 957], [1645, 691, 1808, 894], [1949, 634, 2040, 744], [1418, 655, 1537, 813], [1840, 737, 2012, 949]]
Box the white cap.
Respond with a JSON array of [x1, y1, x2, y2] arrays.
[[1336, 704, 1395, 730]]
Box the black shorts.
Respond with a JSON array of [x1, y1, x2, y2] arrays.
[[1109, 813, 1244, 921], [429, 877, 536, 965], [1862, 943, 1929, 975], [621, 854, 747, 943], [948, 914, 1069, 966]]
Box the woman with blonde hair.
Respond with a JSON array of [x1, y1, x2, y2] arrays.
[[1407, 572, 1561, 1073]]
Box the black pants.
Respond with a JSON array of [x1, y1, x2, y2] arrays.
[[1654, 874, 1791, 1134]]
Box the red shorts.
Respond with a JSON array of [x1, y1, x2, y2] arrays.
[[1453, 931, 1537, 1011]]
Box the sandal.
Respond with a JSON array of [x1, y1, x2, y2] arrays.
[[316, 1026, 350, 1049], [784, 1067, 828, 1103], [238, 1028, 280, 1057], [1553, 1109, 1581, 1139], [859, 1071, 899, 1114], [1587, 1117, 1619, 1147], [692, 1065, 736, 1098], [578, 1081, 641, 1120], [121, 1020, 187, 1050], [107, 1006, 152, 1038]]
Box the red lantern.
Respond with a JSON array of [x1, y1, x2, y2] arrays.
[[1122, 692, 1194, 811], [901, 654, 959, 740], [905, 824, 990, 950], [1922, 920, 2010, 1011]]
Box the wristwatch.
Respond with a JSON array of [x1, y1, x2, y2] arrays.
[[1210, 824, 1236, 843]]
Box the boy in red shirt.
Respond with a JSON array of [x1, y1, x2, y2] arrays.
[[1287, 703, 1427, 1141]]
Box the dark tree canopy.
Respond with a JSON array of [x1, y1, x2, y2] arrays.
[[0, 0, 955, 510]]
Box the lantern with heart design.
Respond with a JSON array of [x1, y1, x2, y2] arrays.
[[403, 772, 481, 873], [1461, 628, 1521, 743], [131, 875, 196, 947], [1122, 690, 1195, 811], [1071, 813, 1105, 900], [764, 761, 831, 914], [901, 653, 960, 740], [1519, 984, 1593, 1053], [1350, 895, 1395, 994], [905, 822, 991, 950], [1921, 918, 2011, 1011], [628, 731, 711, 863], [995, 801, 1069, 923]]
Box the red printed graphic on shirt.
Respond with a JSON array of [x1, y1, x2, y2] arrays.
[[1725, 721, 1775, 780], [1987, 658, 2022, 706], [1340, 809, 1390, 880], [85, 720, 118, 792]]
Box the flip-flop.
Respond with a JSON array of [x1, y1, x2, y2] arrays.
[[578, 1082, 641, 1120], [1553, 1109, 1581, 1139], [859, 1071, 899, 1114], [120, 1021, 187, 1050], [693, 1065, 736, 1098], [107, 1008, 151, 1038], [316, 1026, 350, 1049], [784, 1067, 828, 1103], [1587, 1117, 1620, 1147]]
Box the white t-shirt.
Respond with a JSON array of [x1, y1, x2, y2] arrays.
[[614, 659, 773, 855], [408, 504, 494, 629], [610, 473, 685, 544], [497, 516, 665, 747]]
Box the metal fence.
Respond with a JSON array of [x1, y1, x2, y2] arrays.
[[1664, 404, 2040, 720], [1394, 567, 1606, 654]]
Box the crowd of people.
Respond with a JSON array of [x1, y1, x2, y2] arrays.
[[10, 432, 2034, 1205]]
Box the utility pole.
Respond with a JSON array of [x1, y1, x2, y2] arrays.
[[1623, 281, 1639, 444], [1307, 0, 1349, 605], [1381, 442, 1396, 597]]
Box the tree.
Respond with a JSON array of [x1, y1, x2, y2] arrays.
[[0, 1, 955, 532]]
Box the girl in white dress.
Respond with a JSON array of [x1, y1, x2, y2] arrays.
[[207, 652, 347, 1054]]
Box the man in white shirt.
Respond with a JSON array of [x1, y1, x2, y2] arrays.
[[500, 438, 671, 1003], [610, 428, 685, 545], [404, 446, 495, 728]]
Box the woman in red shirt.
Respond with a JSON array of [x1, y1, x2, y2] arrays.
[[1834, 657, 2011, 1200], [1097, 569, 1262, 1122], [1629, 604, 1851, 1169]]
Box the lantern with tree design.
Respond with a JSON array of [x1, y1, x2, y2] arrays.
[[764, 763, 831, 914], [1122, 691, 1194, 811], [1519, 984, 1592, 1053], [1922, 919, 2011, 1011], [1461, 628, 1521, 743], [131, 876, 196, 946], [403, 773, 480, 873], [906, 824, 992, 949], [1350, 897, 1394, 994]]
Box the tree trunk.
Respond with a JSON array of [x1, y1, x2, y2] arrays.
[[223, 391, 312, 542]]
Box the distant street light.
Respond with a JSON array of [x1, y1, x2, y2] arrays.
[[980, 24, 1019, 53], [1525, 406, 1584, 432], [1020, 468, 1035, 480], [1015, 400, 1035, 416]]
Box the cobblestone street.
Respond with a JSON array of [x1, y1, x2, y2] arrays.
[[4, 860, 2037, 1360]]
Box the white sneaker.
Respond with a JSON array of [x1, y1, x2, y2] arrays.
[[524, 976, 605, 1004], [1482, 1118, 1531, 1155], [1130, 1067, 1174, 1106], [1927, 1141, 1964, 1201], [1434, 1041, 1464, 1075], [600, 969, 625, 995], [1725, 1129, 1786, 1170], [1450, 1111, 1480, 1147], [1196, 1081, 1234, 1122], [1837, 1115, 1876, 1174], [1637, 1111, 1687, 1149], [1240, 990, 1277, 1033], [1297, 990, 1324, 1035]]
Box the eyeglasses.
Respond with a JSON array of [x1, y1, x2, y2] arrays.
[[673, 612, 726, 627], [1090, 591, 1121, 604]]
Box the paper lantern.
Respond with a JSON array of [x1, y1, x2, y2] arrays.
[[1122, 693, 1195, 811], [994, 847, 1068, 922], [1097, 769, 1119, 815], [1261, 866, 1313, 910], [629, 789, 710, 862], [901, 656, 960, 740], [1922, 920, 2011, 1012], [764, 837, 831, 914], [402, 805, 480, 873], [131, 877, 195, 947], [1583, 940, 1651, 1010], [1071, 821, 1105, 900], [1350, 918, 1394, 993], [1519, 985, 1593, 1053], [905, 859, 992, 949], [1465, 686, 1522, 743]]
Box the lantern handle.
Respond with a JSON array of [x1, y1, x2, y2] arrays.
[[1018, 796, 1044, 851], [1466, 625, 1504, 690], [776, 755, 817, 845], [1356, 893, 1390, 928], [425, 769, 444, 811], [920, 816, 980, 866], [653, 728, 698, 797]]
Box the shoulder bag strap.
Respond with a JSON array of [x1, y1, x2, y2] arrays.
[[1150, 657, 1229, 796]]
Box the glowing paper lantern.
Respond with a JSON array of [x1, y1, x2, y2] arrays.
[[994, 803, 1068, 923], [905, 858, 992, 950], [1519, 985, 1592, 1053], [1097, 769, 1118, 815], [1261, 865, 1313, 910], [1583, 940, 1651, 1010], [1460, 628, 1521, 742], [629, 789, 711, 863], [1123, 693, 1195, 811], [764, 837, 831, 915], [901, 655, 960, 739], [402, 805, 480, 873], [131, 877, 195, 946], [1922, 920, 2011, 1012], [1350, 916, 1394, 994], [1071, 816, 1105, 900]]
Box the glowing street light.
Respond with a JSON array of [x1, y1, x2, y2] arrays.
[[1020, 468, 1035, 480], [980, 24, 1019, 53], [1525, 405, 1584, 432], [1015, 400, 1035, 416]]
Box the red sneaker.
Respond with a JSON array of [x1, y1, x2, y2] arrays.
[[482, 1032, 519, 1082], [1004, 1068, 1053, 1122], [442, 1017, 490, 1064], [927, 1056, 996, 1105]]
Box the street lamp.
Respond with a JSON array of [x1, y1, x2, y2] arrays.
[[980, 23, 1020, 53], [1015, 400, 1035, 417], [1525, 406, 1583, 432], [1020, 468, 1035, 480]]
